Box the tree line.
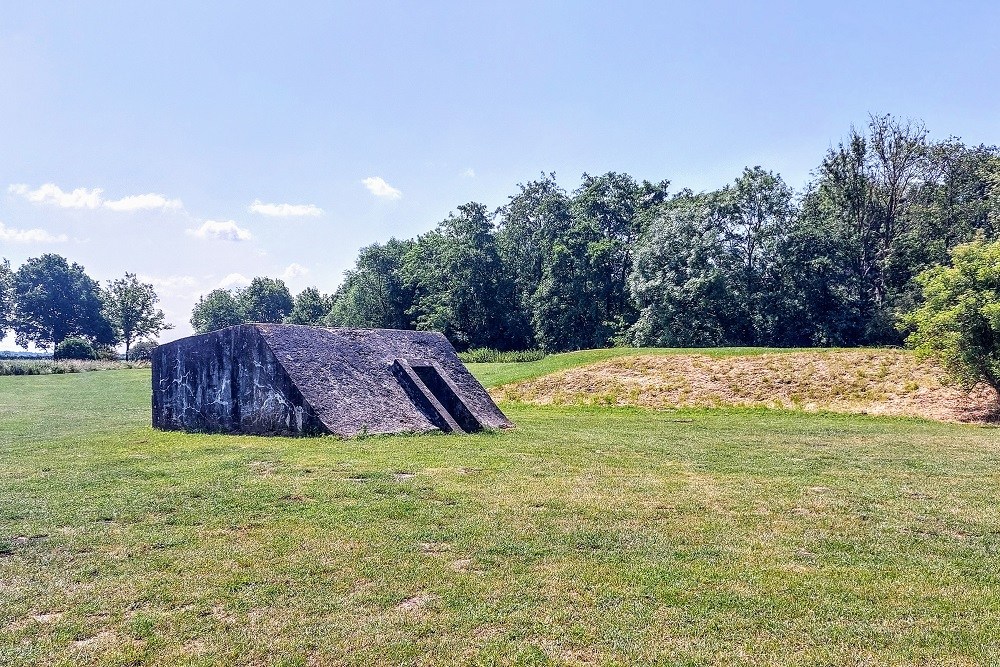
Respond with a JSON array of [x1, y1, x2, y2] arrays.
[[0, 254, 170, 358], [6, 114, 998, 357], [192, 114, 998, 352]]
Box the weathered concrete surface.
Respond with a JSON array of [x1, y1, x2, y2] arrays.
[[151, 325, 324, 436], [152, 324, 513, 437]]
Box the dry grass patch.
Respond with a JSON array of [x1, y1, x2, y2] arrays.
[[494, 349, 1000, 423]]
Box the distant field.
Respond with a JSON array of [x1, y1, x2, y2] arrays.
[[2, 362, 999, 665]]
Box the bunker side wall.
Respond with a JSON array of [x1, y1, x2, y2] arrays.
[[152, 326, 326, 436]]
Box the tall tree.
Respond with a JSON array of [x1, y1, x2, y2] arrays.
[[327, 239, 414, 329], [104, 272, 173, 360], [497, 173, 573, 338], [238, 277, 293, 323], [190, 289, 244, 334], [12, 254, 114, 349], [769, 205, 861, 346], [404, 203, 524, 350], [570, 172, 670, 337], [531, 223, 610, 351], [629, 191, 735, 347], [900, 237, 1000, 393], [723, 167, 795, 344], [887, 142, 1000, 311], [814, 114, 930, 343]]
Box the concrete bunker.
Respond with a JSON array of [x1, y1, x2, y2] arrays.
[[151, 324, 513, 437]]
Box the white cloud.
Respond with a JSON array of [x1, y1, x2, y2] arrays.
[[0, 221, 68, 243], [103, 193, 183, 212], [361, 176, 402, 200], [462, 168, 476, 178], [185, 220, 253, 242], [219, 273, 251, 288], [9, 183, 102, 209], [249, 200, 323, 217], [281, 263, 309, 281], [9, 182, 182, 212]]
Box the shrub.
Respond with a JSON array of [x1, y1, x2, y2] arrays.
[[128, 340, 158, 361], [95, 346, 120, 361], [900, 238, 1000, 393], [458, 348, 547, 364], [0, 359, 149, 376], [53, 337, 97, 360]]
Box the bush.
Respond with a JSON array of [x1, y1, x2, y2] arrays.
[[458, 348, 547, 364], [128, 340, 158, 361], [95, 346, 120, 361], [900, 238, 1000, 393], [53, 337, 97, 360]]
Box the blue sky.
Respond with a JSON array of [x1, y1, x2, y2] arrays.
[[2, 1, 999, 348]]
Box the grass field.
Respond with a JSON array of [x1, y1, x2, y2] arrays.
[[2, 363, 1000, 665]]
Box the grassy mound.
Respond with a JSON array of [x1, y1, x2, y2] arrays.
[[493, 348, 1000, 423], [468, 346, 813, 388]]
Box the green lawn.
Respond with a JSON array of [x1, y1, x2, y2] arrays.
[[2, 369, 999, 666], [468, 347, 822, 387]]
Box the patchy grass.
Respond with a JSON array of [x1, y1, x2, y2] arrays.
[[494, 348, 1000, 424], [468, 346, 816, 388], [2, 369, 1000, 665]]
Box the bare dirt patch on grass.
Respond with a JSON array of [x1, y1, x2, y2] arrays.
[[396, 593, 437, 615], [493, 349, 1000, 423]]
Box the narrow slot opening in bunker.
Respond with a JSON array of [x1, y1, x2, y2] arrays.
[[411, 365, 482, 433]]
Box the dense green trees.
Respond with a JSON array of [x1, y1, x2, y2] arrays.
[[191, 280, 331, 334], [53, 337, 98, 360], [630, 191, 732, 347], [311, 115, 999, 352], [9, 113, 987, 356], [326, 239, 413, 329], [286, 287, 331, 325], [238, 277, 293, 324], [11, 254, 115, 350], [402, 203, 523, 350], [190, 289, 247, 334], [0, 254, 173, 354]]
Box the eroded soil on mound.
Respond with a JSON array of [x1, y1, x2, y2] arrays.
[[493, 350, 1000, 423]]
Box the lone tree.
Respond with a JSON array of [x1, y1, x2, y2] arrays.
[[12, 254, 114, 349], [104, 272, 172, 360], [900, 238, 1000, 393]]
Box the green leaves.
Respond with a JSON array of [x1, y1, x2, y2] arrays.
[[11, 254, 114, 349], [901, 238, 1000, 392], [190, 289, 244, 334], [104, 272, 172, 357]]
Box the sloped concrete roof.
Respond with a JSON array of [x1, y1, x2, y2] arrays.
[[152, 324, 512, 437]]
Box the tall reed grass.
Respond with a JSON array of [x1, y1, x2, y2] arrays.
[[0, 360, 150, 376]]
